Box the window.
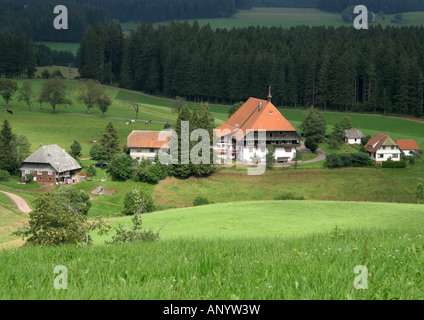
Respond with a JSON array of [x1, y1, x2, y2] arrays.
[[391, 146, 395, 150], [137, 148, 142, 153], [382, 146, 386, 150], [37, 171, 42, 175], [150, 148, 155, 153], [48, 171, 53, 175], [285, 148, 292, 152], [378, 154, 384, 158], [392, 154, 399, 158], [25, 170, 30, 174]]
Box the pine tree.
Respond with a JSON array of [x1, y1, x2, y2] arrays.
[[0, 120, 16, 172], [98, 122, 120, 161], [70, 140, 82, 159]]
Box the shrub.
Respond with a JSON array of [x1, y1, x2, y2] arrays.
[[137, 158, 171, 184], [109, 211, 161, 244], [56, 187, 92, 215], [109, 153, 135, 180], [0, 169, 10, 181], [13, 194, 108, 246], [25, 173, 34, 183], [324, 153, 351, 168], [123, 188, 155, 215], [273, 193, 305, 200], [305, 137, 318, 153], [89, 143, 101, 160], [193, 196, 210, 206], [86, 166, 97, 180], [382, 161, 407, 168]]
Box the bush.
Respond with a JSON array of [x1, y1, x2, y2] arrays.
[[109, 153, 135, 181], [137, 158, 171, 184], [273, 193, 305, 200], [382, 161, 407, 168], [123, 188, 155, 215], [0, 169, 10, 181], [25, 173, 34, 183], [56, 187, 92, 215], [324, 153, 371, 168], [108, 212, 160, 244], [193, 196, 210, 206], [305, 137, 318, 153], [89, 143, 101, 160], [13, 194, 108, 246]]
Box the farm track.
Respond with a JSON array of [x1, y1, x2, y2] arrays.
[[0, 191, 32, 214]]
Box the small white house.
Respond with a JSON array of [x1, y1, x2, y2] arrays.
[[344, 129, 364, 145], [365, 133, 401, 162], [127, 130, 171, 162], [396, 139, 420, 156]]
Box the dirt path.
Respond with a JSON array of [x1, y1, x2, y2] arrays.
[[0, 191, 32, 214]]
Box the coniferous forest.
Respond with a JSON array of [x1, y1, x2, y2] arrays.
[[2, 0, 424, 116], [77, 22, 424, 116]]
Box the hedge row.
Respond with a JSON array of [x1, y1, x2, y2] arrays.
[[382, 161, 407, 168]]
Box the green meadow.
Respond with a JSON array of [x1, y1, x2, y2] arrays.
[[1, 226, 423, 299], [98, 200, 424, 241], [36, 42, 80, 56]]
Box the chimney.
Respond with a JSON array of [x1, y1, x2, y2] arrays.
[[258, 102, 262, 110]]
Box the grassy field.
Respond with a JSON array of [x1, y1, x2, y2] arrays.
[[153, 163, 424, 207], [98, 200, 424, 241], [36, 42, 80, 56], [35, 66, 80, 80], [0, 226, 423, 299], [121, 8, 424, 32]]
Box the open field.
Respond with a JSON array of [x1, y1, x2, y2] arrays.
[[121, 8, 424, 32], [99, 200, 424, 240], [153, 164, 424, 207], [1, 226, 423, 299], [35, 42, 80, 56], [35, 66, 80, 80]]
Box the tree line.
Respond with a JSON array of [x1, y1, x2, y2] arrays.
[[249, 0, 424, 13], [316, 0, 424, 13], [1, 0, 251, 42], [0, 32, 76, 78], [0, 0, 105, 42], [78, 22, 424, 116]]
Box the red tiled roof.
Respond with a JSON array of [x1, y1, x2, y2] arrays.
[[127, 130, 171, 149], [214, 97, 296, 140], [365, 133, 397, 153], [396, 139, 419, 151]]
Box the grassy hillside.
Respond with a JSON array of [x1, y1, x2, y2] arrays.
[[1, 227, 423, 299], [0, 195, 27, 249], [153, 164, 424, 207], [99, 200, 424, 241]]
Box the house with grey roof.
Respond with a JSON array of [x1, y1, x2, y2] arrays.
[[18, 144, 81, 183], [344, 129, 365, 145]]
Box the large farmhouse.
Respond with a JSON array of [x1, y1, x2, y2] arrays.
[[127, 130, 171, 162], [213, 94, 301, 163], [365, 133, 401, 162], [18, 144, 81, 183]]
